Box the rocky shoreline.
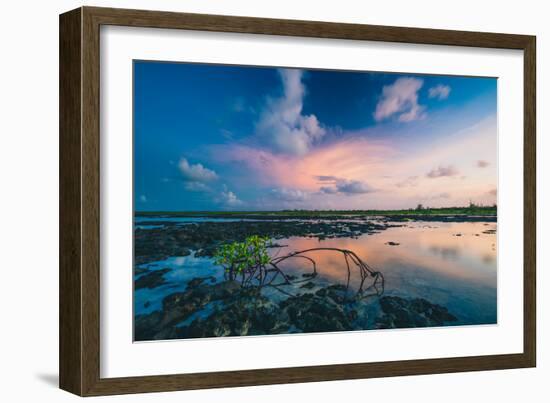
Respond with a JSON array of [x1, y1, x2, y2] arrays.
[[134, 276, 458, 341], [132, 216, 495, 340], [134, 219, 401, 265]]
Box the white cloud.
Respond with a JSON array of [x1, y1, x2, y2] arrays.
[[178, 158, 218, 182], [218, 185, 243, 207], [270, 187, 309, 201], [374, 77, 426, 122], [426, 165, 459, 178], [183, 181, 210, 192], [428, 84, 451, 100], [256, 69, 326, 155]]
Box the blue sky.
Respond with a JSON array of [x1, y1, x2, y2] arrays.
[[134, 61, 497, 211]]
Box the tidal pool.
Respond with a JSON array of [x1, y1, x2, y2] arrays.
[[134, 219, 497, 339]]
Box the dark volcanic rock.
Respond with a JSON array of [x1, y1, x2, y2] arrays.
[[376, 296, 457, 329], [179, 289, 288, 338], [134, 266, 150, 276], [187, 276, 216, 288], [134, 219, 398, 265], [280, 292, 353, 333], [134, 278, 241, 341], [135, 268, 170, 290], [135, 281, 359, 340], [314, 284, 349, 304], [134, 310, 163, 341], [134, 279, 459, 341]]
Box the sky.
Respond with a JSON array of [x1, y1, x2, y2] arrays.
[[134, 61, 497, 212]]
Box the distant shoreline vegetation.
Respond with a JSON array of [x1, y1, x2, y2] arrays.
[[135, 205, 497, 217]]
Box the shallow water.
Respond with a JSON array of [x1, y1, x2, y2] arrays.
[[134, 220, 497, 327], [273, 221, 497, 325]]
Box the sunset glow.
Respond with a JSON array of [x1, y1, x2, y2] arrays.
[[134, 62, 497, 211]]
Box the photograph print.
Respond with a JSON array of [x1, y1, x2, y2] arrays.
[[133, 61, 497, 342]]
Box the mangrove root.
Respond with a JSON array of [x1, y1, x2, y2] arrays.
[[224, 247, 384, 301]]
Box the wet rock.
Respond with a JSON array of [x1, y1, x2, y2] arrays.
[[144, 282, 361, 340], [179, 289, 287, 338], [134, 310, 163, 341], [134, 280, 459, 341], [268, 243, 288, 248], [134, 266, 149, 276], [187, 276, 216, 288], [134, 218, 397, 265], [134, 279, 242, 340], [162, 280, 240, 313], [315, 284, 349, 304], [280, 292, 353, 333], [195, 247, 217, 257], [344, 298, 378, 329], [135, 268, 170, 290], [376, 296, 457, 329]]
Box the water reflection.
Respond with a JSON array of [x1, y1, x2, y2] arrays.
[[429, 246, 460, 261], [134, 221, 497, 327], [276, 222, 496, 285], [272, 221, 497, 325]]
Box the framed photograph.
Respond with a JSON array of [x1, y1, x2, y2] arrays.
[[59, 6, 536, 396]]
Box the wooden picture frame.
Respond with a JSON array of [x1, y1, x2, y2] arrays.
[[59, 6, 536, 396]]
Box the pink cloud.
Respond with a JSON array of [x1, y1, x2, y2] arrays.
[[209, 138, 396, 192], [426, 165, 459, 178], [206, 116, 497, 210]]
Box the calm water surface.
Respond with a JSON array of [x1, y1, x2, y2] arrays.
[[134, 220, 497, 326]]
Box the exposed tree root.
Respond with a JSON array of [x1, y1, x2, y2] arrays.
[[224, 247, 384, 301]]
